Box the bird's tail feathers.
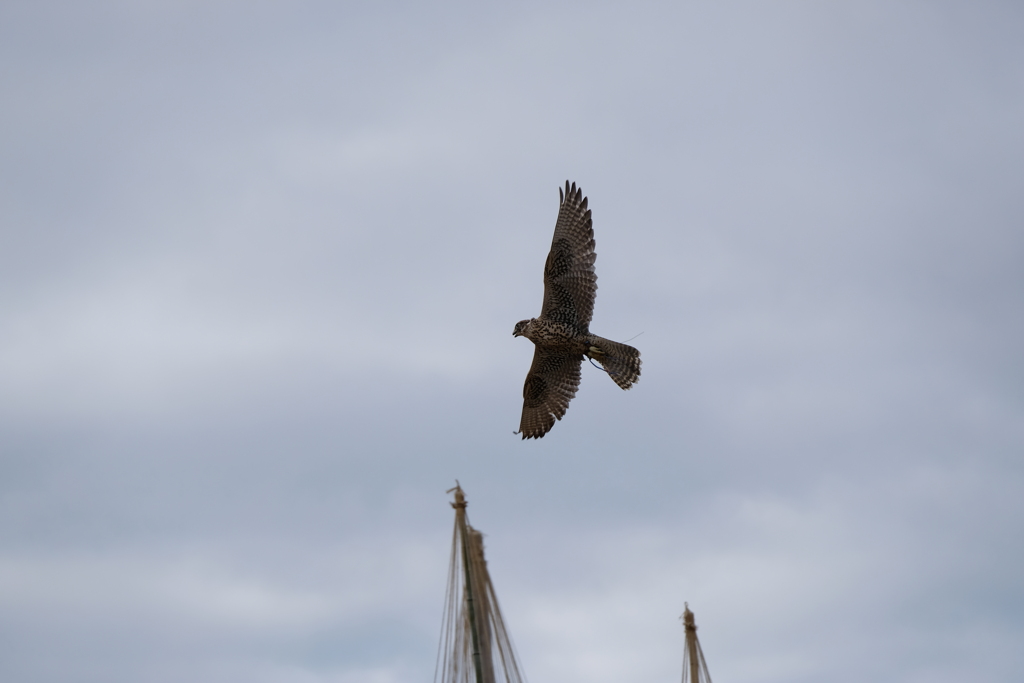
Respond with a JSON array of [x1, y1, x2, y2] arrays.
[[587, 337, 641, 390]]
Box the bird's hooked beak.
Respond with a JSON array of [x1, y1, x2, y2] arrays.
[[512, 329, 521, 337]]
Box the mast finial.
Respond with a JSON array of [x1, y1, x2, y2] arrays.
[[681, 603, 696, 629], [447, 480, 467, 509]]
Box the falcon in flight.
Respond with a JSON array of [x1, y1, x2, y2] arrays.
[[513, 181, 641, 439]]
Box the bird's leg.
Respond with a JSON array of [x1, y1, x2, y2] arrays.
[[587, 346, 622, 377]]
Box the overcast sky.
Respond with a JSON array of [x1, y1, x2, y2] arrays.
[[2, 2, 1023, 682]]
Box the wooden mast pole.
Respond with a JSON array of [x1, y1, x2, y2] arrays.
[[452, 486, 486, 683], [683, 603, 700, 683]]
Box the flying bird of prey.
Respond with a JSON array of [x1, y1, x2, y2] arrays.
[[513, 181, 641, 439]]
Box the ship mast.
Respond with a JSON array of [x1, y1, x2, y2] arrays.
[[681, 603, 712, 683], [453, 486, 491, 683], [434, 484, 526, 683]]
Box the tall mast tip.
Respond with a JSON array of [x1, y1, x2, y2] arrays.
[[448, 482, 467, 509]]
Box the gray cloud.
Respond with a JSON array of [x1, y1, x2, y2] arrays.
[[1, 1, 1023, 682]]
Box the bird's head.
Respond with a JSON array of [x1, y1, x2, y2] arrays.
[[512, 319, 533, 337]]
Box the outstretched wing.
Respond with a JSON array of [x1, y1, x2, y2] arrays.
[[539, 181, 597, 330], [518, 346, 584, 439]]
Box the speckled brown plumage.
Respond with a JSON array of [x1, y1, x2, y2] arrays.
[[513, 181, 641, 439]]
